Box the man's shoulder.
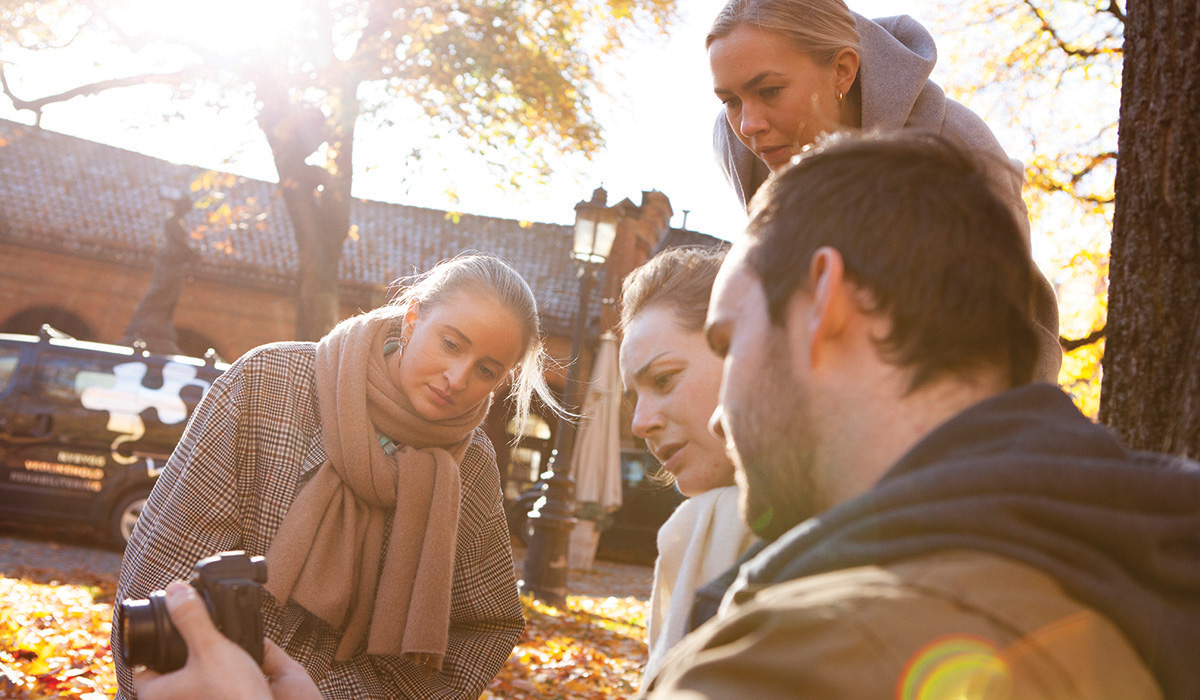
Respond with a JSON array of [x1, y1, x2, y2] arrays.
[[648, 550, 1160, 700], [754, 550, 1111, 633]]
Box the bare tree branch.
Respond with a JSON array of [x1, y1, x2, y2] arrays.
[[0, 65, 205, 125], [1022, 0, 1123, 58], [1102, 0, 1126, 25], [1067, 151, 1117, 185], [1028, 150, 1117, 205], [1061, 325, 1107, 352], [4, 4, 99, 51]]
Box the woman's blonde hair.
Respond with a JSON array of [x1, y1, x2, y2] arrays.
[[388, 252, 565, 429], [619, 245, 728, 334], [706, 0, 860, 65]]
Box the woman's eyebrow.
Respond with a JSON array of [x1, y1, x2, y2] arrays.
[[632, 351, 671, 383], [714, 70, 781, 95], [742, 71, 782, 90], [443, 324, 506, 367]]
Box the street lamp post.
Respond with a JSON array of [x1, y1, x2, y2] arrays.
[[521, 188, 623, 606]]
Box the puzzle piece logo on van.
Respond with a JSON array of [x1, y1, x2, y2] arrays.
[[0, 328, 226, 546], [80, 360, 212, 465]]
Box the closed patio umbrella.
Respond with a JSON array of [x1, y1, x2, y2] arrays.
[[568, 332, 624, 569]]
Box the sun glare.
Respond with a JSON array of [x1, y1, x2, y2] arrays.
[[116, 0, 302, 58]]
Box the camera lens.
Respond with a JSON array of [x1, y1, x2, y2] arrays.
[[119, 592, 188, 672]]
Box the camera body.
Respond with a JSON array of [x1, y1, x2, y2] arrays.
[[119, 550, 268, 673]]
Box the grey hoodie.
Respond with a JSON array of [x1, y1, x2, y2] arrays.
[[712, 14, 1063, 381]]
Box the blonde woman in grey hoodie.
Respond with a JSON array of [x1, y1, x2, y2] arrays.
[[706, 0, 1062, 382]]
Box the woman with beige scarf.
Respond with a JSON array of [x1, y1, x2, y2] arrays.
[[113, 253, 564, 700]]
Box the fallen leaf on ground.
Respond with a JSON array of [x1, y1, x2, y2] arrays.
[[1, 574, 649, 700]]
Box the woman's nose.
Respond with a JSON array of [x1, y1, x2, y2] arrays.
[[740, 103, 768, 138], [630, 398, 664, 439], [445, 361, 470, 391]]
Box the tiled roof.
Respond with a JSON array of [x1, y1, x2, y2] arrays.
[[654, 227, 729, 253], [0, 119, 592, 333]]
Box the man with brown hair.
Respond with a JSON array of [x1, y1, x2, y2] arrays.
[[645, 132, 1200, 699]]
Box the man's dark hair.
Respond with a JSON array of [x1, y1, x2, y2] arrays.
[[744, 131, 1039, 390]]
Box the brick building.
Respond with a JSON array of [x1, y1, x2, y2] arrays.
[[0, 118, 723, 492]]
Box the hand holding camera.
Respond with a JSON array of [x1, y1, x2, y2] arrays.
[[119, 551, 320, 700], [119, 551, 268, 673]]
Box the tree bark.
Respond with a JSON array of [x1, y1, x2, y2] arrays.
[[1100, 0, 1200, 457], [120, 193, 196, 355], [256, 78, 358, 341]]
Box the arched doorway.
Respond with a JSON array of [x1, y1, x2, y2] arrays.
[[0, 307, 96, 341], [174, 328, 225, 361]]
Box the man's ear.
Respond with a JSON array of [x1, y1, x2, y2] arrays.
[[786, 247, 852, 368]]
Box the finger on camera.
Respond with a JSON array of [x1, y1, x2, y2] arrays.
[[262, 642, 306, 680], [132, 666, 159, 690], [163, 580, 219, 645], [134, 665, 184, 700], [263, 640, 322, 700]]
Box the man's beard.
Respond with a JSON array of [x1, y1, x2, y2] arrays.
[[727, 336, 821, 542]]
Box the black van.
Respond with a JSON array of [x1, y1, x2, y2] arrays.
[[0, 326, 226, 547]]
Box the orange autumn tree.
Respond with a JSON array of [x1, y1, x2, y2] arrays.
[[932, 0, 1123, 416], [0, 0, 678, 340]]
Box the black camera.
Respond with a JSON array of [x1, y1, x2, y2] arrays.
[[118, 550, 268, 673]]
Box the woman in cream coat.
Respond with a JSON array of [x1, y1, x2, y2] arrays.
[[618, 246, 756, 683]]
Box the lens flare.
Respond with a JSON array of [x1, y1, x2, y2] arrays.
[[897, 635, 1013, 700]]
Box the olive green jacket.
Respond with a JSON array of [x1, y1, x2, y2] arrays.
[[645, 550, 1159, 700]]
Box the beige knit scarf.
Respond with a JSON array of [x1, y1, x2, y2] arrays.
[[265, 307, 490, 668]]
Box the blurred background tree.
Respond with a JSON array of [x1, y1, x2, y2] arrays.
[[933, 0, 1123, 416], [0, 0, 678, 339]]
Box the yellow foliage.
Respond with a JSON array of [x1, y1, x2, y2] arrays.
[[0, 578, 118, 699], [934, 0, 1121, 417], [489, 594, 648, 699], [0, 576, 650, 700], [1061, 338, 1104, 418]]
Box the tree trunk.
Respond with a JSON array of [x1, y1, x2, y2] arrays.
[[256, 79, 358, 341], [1100, 0, 1200, 457], [120, 193, 196, 354]]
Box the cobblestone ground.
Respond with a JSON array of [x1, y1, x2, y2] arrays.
[[0, 525, 122, 594], [512, 544, 653, 601], [0, 526, 653, 602]]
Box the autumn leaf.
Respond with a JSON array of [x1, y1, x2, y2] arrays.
[[2, 573, 650, 700], [0, 576, 119, 699], [487, 594, 648, 699]]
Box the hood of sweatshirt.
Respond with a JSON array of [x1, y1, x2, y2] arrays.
[[713, 13, 949, 208]]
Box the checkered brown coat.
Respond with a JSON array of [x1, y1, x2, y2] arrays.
[[112, 342, 524, 699]]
